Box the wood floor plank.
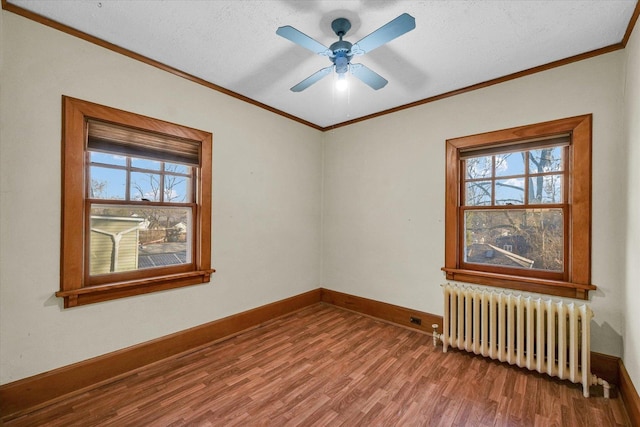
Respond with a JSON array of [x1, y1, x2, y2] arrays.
[[3, 303, 631, 426]]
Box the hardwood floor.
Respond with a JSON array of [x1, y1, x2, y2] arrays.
[[4, 303, 630, 426]]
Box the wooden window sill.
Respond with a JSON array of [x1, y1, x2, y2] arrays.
[[56, 269, 215, 308], [441, 267, 596, 300]]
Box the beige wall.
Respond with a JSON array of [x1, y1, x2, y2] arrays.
[[623, 16, 640, 393], [323, 52, 627, 356], [0, 12, 323, 384]]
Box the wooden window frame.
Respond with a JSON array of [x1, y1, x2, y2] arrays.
[[443, 115, 595, 300], [58, 96, 214, 308]]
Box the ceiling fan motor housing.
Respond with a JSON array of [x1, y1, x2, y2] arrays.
[[330, 39, 353, 74]]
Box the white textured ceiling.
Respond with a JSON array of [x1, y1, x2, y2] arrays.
[[5, 0, 639, 128]]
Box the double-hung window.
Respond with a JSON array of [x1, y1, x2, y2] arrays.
[[443, 115, 595, 299], [58, 96, 213, 308]]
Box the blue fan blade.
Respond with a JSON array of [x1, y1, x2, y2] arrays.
[[291, 66, 333, 92], [276, 26, 330, 55], [352, 13, 416, 54], [350, 63, 388, 90]]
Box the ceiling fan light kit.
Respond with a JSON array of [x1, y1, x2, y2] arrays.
[[277, 13, 416, 92], [336, 73, 348, 91]]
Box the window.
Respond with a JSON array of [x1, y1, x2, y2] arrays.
[[443, 115, 595, 299], [58, 96, 213, 308]]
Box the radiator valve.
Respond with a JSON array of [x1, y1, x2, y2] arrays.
[[432, 323, 442, 347], [591, 374, 611, 399]]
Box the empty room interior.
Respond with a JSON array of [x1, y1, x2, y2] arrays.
[[1, 0, 640, 425]]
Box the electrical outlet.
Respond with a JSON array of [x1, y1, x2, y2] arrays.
[[409, 316, 422, 325]]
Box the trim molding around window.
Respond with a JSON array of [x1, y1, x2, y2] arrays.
[[442, 114, 595, 300], [58, 96, 214, 308]]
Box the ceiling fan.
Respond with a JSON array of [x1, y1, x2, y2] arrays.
[[276, 13, 416, 92]]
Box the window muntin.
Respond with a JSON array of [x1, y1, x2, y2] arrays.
[[461, 145, 567, 276], [443, 115, 595, 300], [463, 145, 566, 207], [89, 153, 194, 203], [59, 96, 213, 308]]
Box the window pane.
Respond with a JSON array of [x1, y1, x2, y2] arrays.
[[89, 204, 192, 275], [466, 156, 492, 179], [90, 151, 126, 166], [165, 162, 190, 175], [465, 181, 492, 206], [464, 208, 564, 272], [89, 166, 126, 199], [130, 172, 161, 201], [495, 178, 525, 205], [131, 157, 161, 171], [495, 151, 525, 177], [529, 147, 563, 173], [529, 174, 563, 204], [164, 175, 191, 203]]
